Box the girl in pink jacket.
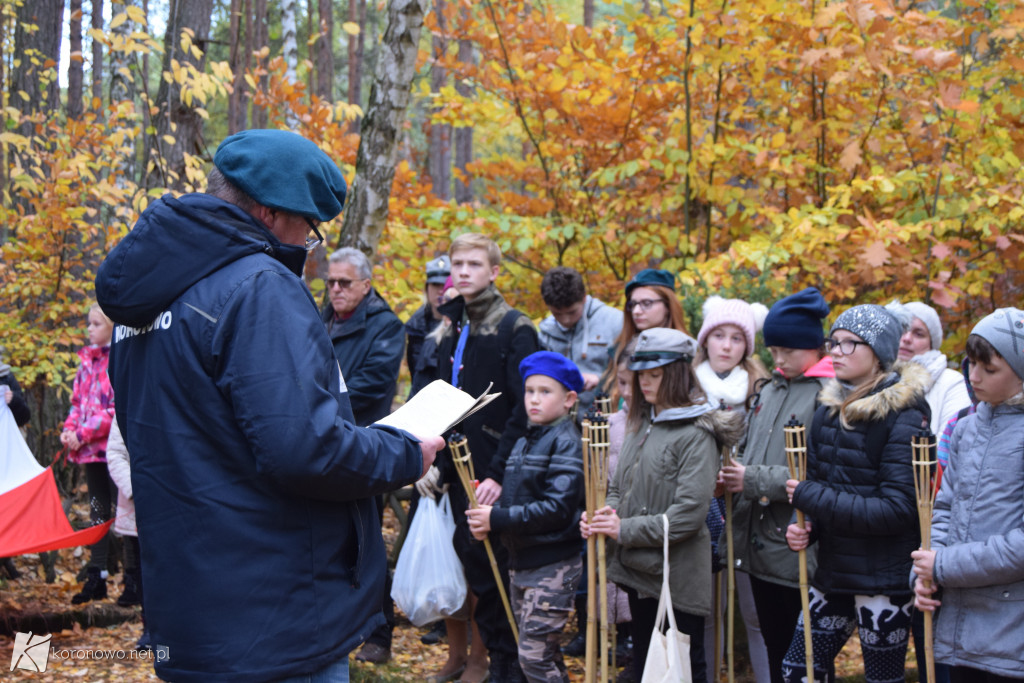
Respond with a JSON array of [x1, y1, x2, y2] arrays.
[[60, 303, 116, 605]]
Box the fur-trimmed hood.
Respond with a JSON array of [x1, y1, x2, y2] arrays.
[[698, 406, 746, 451], [818, 361, 931, 425]]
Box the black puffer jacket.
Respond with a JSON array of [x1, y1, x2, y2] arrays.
[[792, 362, 930, 595], [490, 418, 584, 570]]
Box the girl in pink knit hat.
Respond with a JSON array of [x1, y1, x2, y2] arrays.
[[694, 295, 771, 683]]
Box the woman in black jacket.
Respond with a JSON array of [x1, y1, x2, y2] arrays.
[[783, 304, 929, 683], [1, 352, 31, 580], [1, 355, 31, 428]]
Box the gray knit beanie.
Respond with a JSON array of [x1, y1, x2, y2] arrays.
[[830, 304, 903, 370], [970, 308, 1024, 381]]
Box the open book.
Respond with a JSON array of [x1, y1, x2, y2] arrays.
[[375, 380, 502, 437]]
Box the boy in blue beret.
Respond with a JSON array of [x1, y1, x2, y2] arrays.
[[467, 351, 586, 682]]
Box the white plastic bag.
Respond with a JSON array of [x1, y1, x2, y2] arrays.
[[391, 491, 467, 627]]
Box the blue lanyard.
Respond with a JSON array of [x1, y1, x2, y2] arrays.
[[451, 322, 470, 387]]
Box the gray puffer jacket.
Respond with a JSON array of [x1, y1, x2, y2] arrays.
[[930, 393, 1024, 678]]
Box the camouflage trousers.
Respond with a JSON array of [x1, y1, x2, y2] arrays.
[[510, 556, 584, 683]]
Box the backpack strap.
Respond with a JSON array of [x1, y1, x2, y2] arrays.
[[497, 309, 526, 364]]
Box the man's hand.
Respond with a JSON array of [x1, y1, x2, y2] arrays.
[[415, 465, 444, 500], [4, 387, 12, 405], [466, 505, 492, 541], [410, 434, 444, 478], [786, 520, 812, 551], [475, 478, 502, 506], [581, 372, 600, 391], [720, 463, 746, 494]]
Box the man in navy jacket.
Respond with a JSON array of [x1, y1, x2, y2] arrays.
[[95, 129, 441, 683]]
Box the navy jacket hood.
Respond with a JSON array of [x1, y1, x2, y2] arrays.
[[96, 193, 306, 327]]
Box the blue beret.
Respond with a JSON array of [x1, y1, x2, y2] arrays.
[[213, 129, 347, 222], [625, 268, 676, 297], [519, 351, 584, 393]]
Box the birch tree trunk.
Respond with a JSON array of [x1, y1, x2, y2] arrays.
[[67, 0, 84, 119], [337, 0, 431, 256], [282, 0, 299, 83], [109, 1, 135, 105]]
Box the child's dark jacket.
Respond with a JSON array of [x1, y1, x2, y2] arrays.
[[491, 418, 584, 570], [793, 361, 930, 596]]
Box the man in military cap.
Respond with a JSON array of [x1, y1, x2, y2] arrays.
[[405, 254, 451, 398], [96, 129, 442, 683]]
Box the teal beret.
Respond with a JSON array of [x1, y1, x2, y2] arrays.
[[213, 129, 347, 221], [625, 268, 676, 297]]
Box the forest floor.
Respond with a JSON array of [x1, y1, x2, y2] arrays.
[[1, 507, 920, 682]]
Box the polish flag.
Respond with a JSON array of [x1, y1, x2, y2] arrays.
[[0, 402, 113, 556]]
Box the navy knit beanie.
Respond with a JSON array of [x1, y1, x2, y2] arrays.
[[763, 287, 830, 350]]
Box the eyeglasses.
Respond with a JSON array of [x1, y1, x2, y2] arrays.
[[304, 218, 324, 252], [825, 337, 871, 355], [326, 278, 367, 290], [626, 298, 662, 312]]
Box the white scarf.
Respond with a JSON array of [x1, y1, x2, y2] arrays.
[[911, 349, 948, 390], [695, 360, 749, 410]]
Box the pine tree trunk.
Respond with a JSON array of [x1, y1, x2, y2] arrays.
[[13, 0, 64, 123], [227, 0, 243, 134], [251, 0, 269, 128], [337, 0, 431, 256], [348, 0, 366, 130], [316, 0, 334, 100], [583, 0, 594, 27], [92, 0, 104, 108], [453, 6, 474, 204], [428, 0, 451, 200], [146, 0, 214, 190], [67, 0, 84, 119]]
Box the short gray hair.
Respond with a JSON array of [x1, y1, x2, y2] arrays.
[[206, 167, 257, 213], [328, 247, 372, 279]]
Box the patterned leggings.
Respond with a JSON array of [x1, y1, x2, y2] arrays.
[[781, 588, 913, 683]]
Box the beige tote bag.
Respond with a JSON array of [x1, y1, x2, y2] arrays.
[[641, 514, 692, 683]]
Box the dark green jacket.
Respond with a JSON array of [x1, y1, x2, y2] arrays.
[[606, 404, 743, 617], [729, 359, 832, 587]]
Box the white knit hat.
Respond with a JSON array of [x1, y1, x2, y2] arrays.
[[903, 302, 943, 351], [697, 296, 769, 357]]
